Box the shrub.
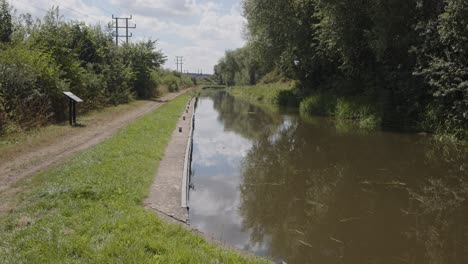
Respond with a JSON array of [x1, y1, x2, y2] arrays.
[[179, 74, 194, 88], [273, 89, 299, 107], [259, 69, 285, 84], [422, 102, 468, 140], [0, 7, 167, 134], [335, 97, 381, 129], [0, 46, 65, 129], [299, 94, 337, 116], [161, 75, 179, 92], [299, 95, 381, 129]]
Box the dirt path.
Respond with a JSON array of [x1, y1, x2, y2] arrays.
[[0, 90, 189, 195]]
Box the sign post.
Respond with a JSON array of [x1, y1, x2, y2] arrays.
[[63, 92, 83, 126]]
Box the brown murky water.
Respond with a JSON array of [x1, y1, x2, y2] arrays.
[[189, 91, 468, 264]]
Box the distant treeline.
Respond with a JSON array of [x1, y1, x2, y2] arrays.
[[0, 2, 195, 134], [214, 0, 467, 139]]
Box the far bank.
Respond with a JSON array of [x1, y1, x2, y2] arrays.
[[226, 82, 467, 142]]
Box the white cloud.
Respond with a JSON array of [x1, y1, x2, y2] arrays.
[[192, 98, 252, 167], [10, 0, 246, 74], [109, 0, 203, 18], [153, 2, 246, 73]]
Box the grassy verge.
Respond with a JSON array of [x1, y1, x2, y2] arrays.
[[226, 82, 295, 112], [0, 100, 151, 162], [0, 94, 265, 263]]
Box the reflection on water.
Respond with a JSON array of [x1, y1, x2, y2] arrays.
[[189, 91, 468, 263]]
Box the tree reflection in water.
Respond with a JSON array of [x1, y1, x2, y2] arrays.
[[195, 91, 468, 264]]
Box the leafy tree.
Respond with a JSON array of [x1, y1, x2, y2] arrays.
[[0, 0, 12, 43], [121, 40, 166, 98], [213, 44, 269, 86], [214, 0, 467, 138], [0, 5, 168, 133], [413, 0, 468, 138]]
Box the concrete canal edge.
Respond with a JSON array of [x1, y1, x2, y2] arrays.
[[144, 95, 270, 261], [145, 97, 195, 223], [181, 98, 195, 209]]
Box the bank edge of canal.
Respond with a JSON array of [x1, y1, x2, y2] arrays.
[[145, 95, 271, 262], [145, 97, 195, 222]]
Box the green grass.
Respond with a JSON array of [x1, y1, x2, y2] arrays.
[[228, 82, 381, 130], [335, 97, 381, 130], [0, 100, 151, 162], [300, 94, 381, 130], [0, 94, 265, 263], [227, 82, 294, 112], [299, 94, 336, 116]]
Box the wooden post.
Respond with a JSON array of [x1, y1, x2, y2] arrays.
[[69, 98, 73, 126], [72, 101, 77, 125]]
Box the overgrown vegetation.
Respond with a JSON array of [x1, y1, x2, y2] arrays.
[[0, 3, 195, 135], [158, 69, 195, 93], [0, 94, 264, 263], [229, 84, 381, 129], [214, 0, 467, 139], [227, 83, 296, 112]]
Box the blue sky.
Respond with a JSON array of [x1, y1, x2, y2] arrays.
[[10, 0, 246, 74]]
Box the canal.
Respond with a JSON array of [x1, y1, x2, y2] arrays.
[[189, 91, 468, 263]]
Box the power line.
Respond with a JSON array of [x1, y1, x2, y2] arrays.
[[50, 0, 89, 18], [94, 4, 114, 16], [12, 0, 49, 14], [14, 0, 90, 21]]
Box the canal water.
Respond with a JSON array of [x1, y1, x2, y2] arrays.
[[189, 91, 468, 264]]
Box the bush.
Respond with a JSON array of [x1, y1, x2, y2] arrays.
[[0, 6, 167, 134], [161, 75, 179, 92], [0, 46, 65, 130], [422, 102, 468, 140], [180, 74, 194, 88], [299, 94, 337, 116], [299, 94, 381, 129], [273, 89, 299, 107], [335, 97, 381, 129], [259, 69, 285, 84]]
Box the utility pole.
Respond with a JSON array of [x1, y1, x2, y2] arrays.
[[111, 15, 136, 46], [113, 15, 119, 46], [180, 56, 184, 73], [125, 16, 136, 44], [175, 56, 184, 73]]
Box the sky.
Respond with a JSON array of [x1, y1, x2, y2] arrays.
[[10, 0, 247, 74]]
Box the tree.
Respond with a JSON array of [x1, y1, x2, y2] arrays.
[[413, 0, 468, 137], [0, 4, 169, 133], [121, 40, 167, 98], [0, 0, 13, 43]]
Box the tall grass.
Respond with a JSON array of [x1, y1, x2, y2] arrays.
[[227, 82, 298, 111], [299, 94, 336, 116], [228, 82, 382, 130], [299, 94, 381, 130]]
